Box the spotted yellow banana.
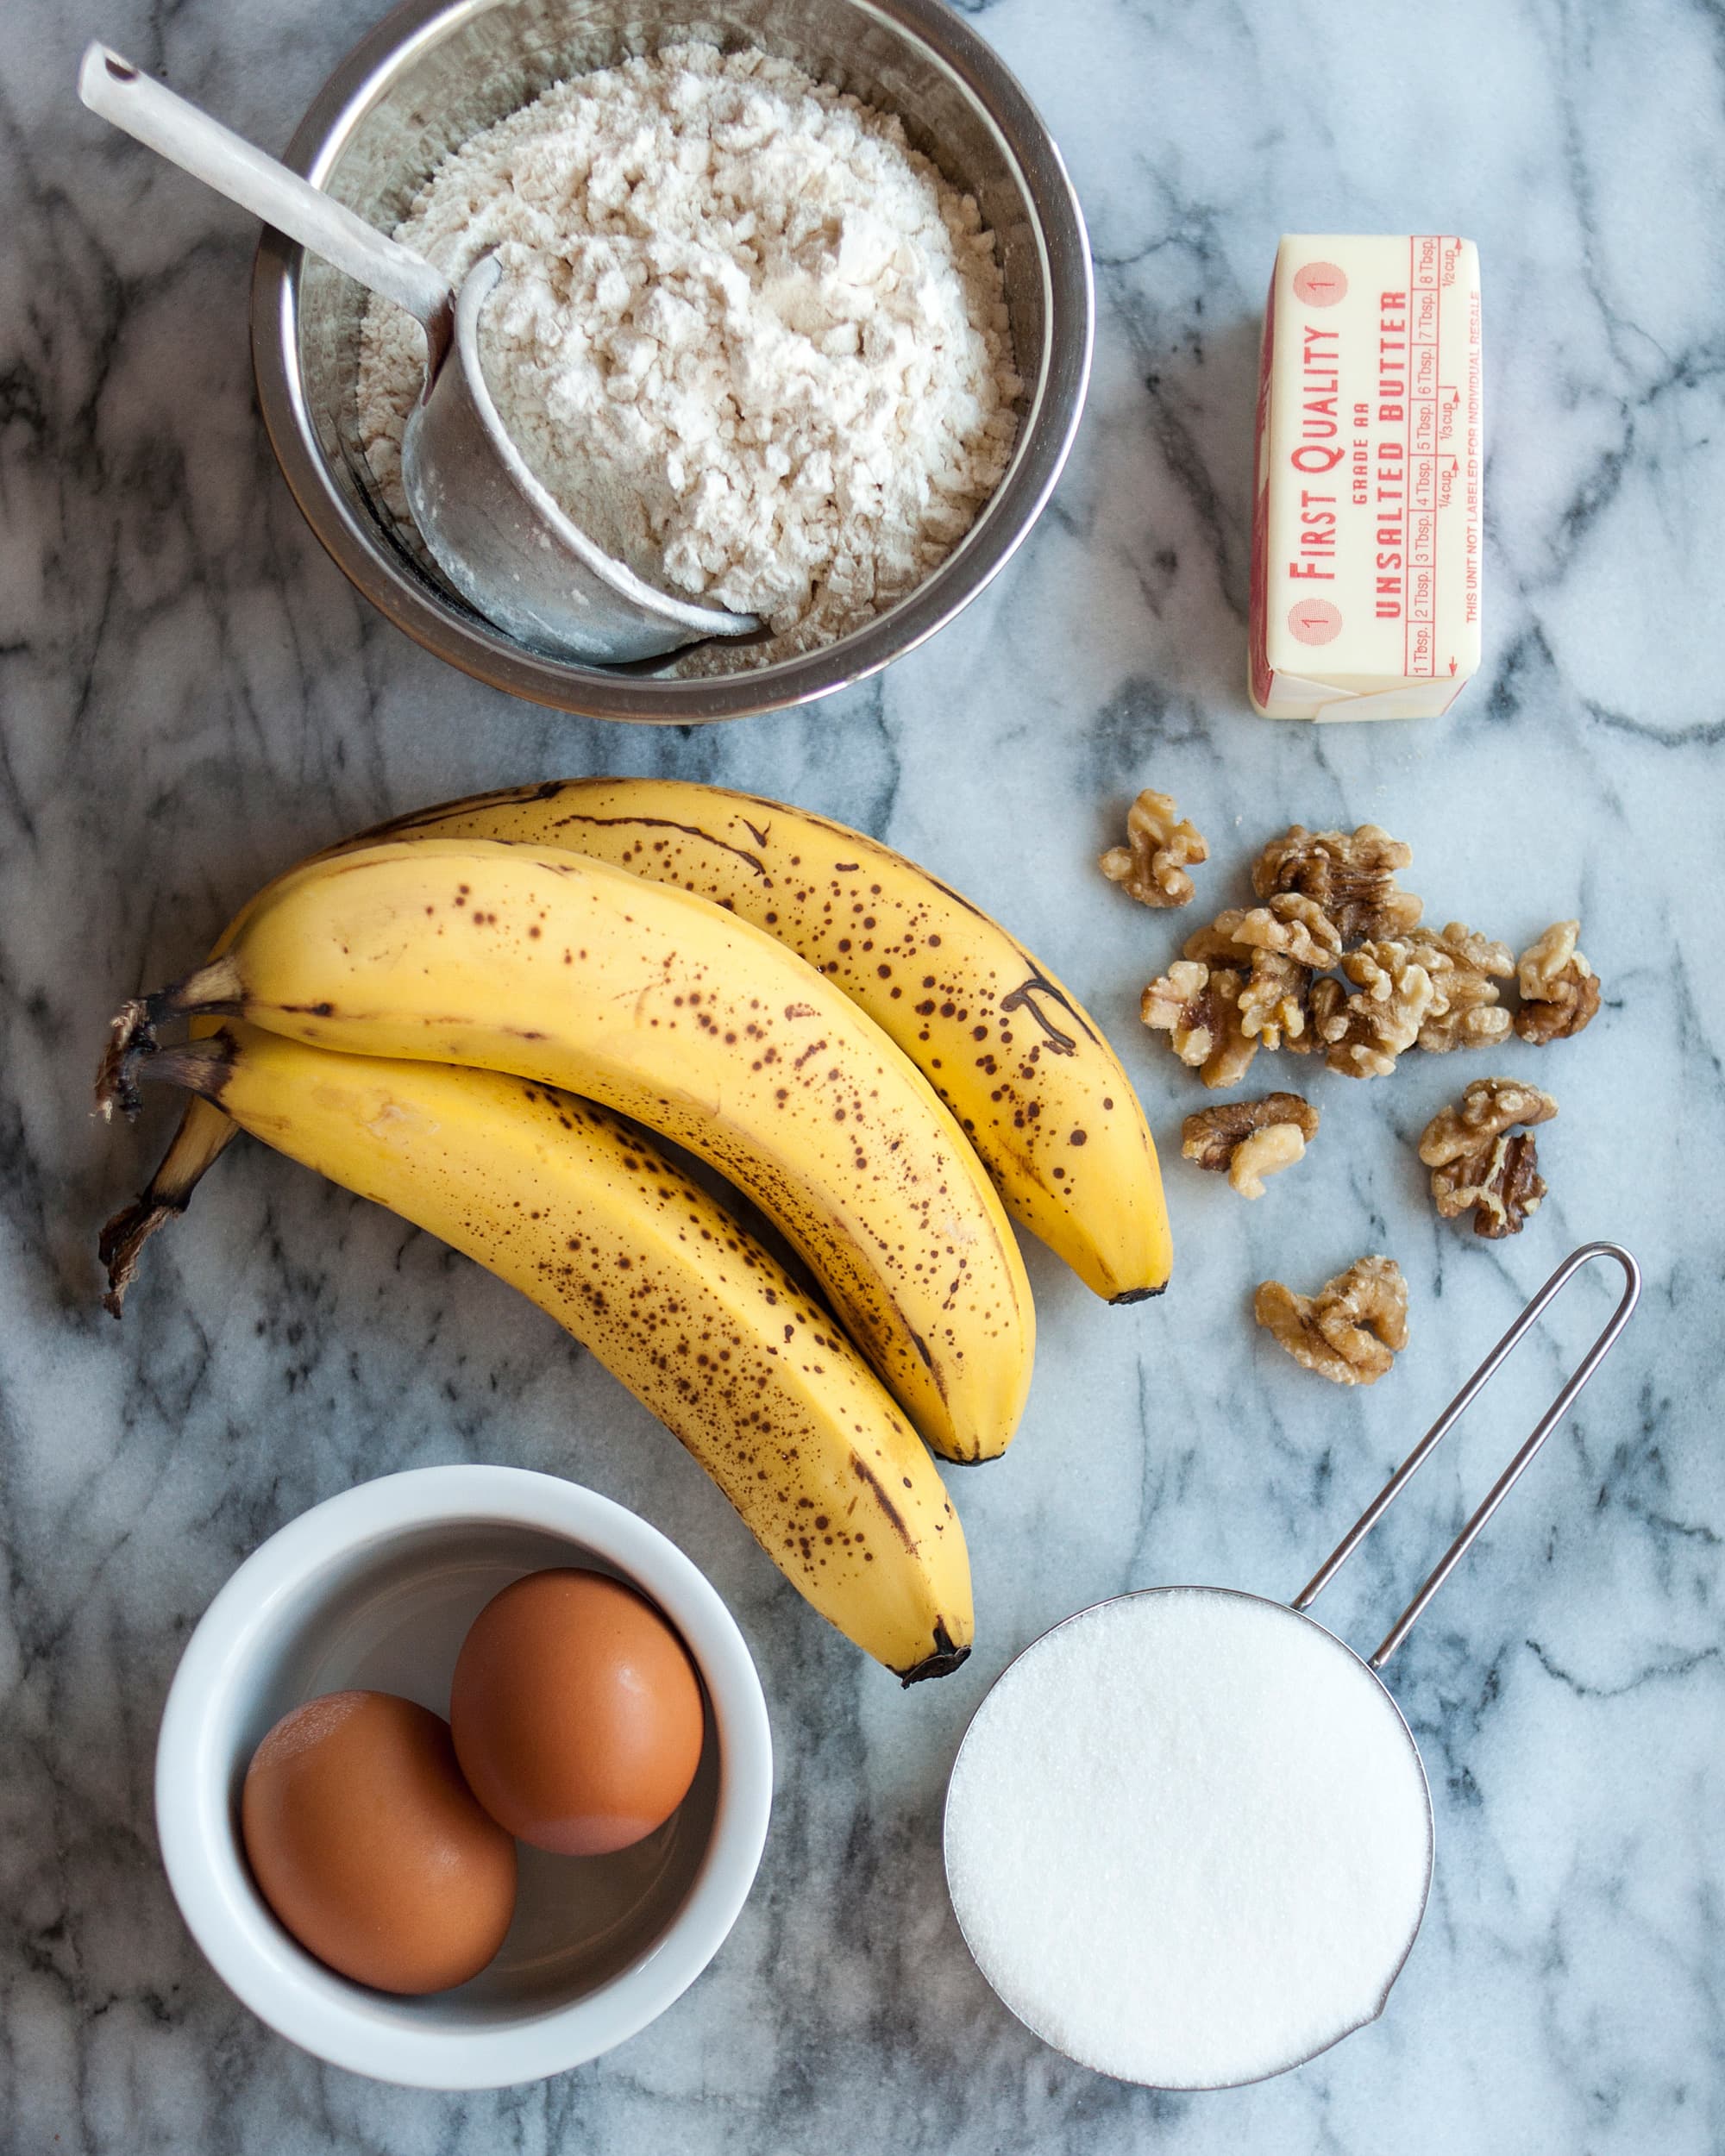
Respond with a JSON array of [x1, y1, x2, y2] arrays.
[[101, 839, 1033, 1464], [110, 780, 1171, 1312], [129, 1023, 971, 1681]]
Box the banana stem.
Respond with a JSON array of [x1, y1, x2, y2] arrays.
[[122, 1031, 237, 1100], [98, 1096, 240, 1322], [94, 956, 244, 1121]]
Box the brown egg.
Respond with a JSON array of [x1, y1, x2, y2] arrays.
[[241, 1689, 517, 1994], [451, 1570, 705, 1857]]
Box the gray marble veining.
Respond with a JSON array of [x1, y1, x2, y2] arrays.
[[3, 0, 1722, 2150]]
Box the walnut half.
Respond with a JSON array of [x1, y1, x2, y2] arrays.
[[1254, 1255, 1409, 1386], [1140, 959, 1258, 1087], [1182, 1093, 1320, 1198], [1515, 920, 1600, 1043], [1418, 1076, 1558, 1238], [1101, 789, 1209, 909], [1410, 922, 1515, 1052], [1251, 824, 1423, 943]]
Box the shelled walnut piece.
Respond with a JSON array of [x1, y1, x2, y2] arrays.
[[1140, 959, 1256, 1087], [1410, 923, 1515, 1051], [1515, 921, 1599, 1043], [1197, 893, 1343, 970], [1236, 951, 1313, 1052], [1182, 1094, 1319, 1199], [1100, 790, 1208, 908], [1254, 1255, 1409, 1386], [1296, 937, 1442, 1080], [1419, 1076, 1557, 1238], [1251, 824, 1422, 943]]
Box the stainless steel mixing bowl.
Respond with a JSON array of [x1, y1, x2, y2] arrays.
[[250, 0, 1095, 722]]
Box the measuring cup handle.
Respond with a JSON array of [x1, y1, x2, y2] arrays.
[[78, 45, 453, 337], [1293, 1242, 1641, 1667]]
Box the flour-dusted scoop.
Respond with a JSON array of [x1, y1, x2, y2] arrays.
[[944, 1243, 1641, 2091], [77, 46, 759, 665]]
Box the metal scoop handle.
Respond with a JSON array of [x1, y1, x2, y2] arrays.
[[1294, 1242, 1641, 1668], [78, 44, 452, 341]]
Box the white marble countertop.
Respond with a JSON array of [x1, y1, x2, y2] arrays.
[[4, 0, 1722, 2149]]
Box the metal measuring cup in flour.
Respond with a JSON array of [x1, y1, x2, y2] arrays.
[[76, 45, 759, 664]]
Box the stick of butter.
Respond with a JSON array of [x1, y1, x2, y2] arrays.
[[1248, 235, 1482, 721]]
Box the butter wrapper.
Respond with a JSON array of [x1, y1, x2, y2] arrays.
[[1248, 235, 1482, 722]]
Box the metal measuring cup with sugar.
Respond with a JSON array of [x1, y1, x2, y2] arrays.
[[943, 1243, 1641, 2091]]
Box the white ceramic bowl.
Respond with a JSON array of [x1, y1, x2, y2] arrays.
[[155, 1466, 772, 2089]]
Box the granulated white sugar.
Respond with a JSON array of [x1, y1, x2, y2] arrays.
[[943, 1589, 1433, 2090], [355, 43, 1020, 672]]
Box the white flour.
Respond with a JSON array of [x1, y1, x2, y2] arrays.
[[355, 44, 1020, 668]]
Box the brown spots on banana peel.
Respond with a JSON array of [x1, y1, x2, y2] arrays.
[[507, 807, 1130, 1253]]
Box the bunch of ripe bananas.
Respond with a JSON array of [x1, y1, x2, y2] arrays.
[[97, 780, 1171, 1683]]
